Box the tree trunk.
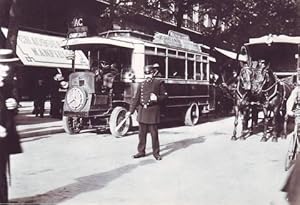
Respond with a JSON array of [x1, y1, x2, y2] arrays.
[[6, 0, 20, 52], [296, 0, 300, 35], [0, 0, 19, 52]]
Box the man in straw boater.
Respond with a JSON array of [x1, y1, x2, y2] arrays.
[[126, 63, 168, 160], [0, 49, 22, 203], [282, 67, 300, 205]]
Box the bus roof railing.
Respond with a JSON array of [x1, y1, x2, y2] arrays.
[[61, 36, 135, 50], [98, 30, 153, 41]]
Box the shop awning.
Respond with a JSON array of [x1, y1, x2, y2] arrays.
[[214, 47, 247, 62], [1, 28, 89, 69], [246, 34, 300, 45]]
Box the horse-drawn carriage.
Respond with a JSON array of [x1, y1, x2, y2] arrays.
[[231, 34, 300, 143]]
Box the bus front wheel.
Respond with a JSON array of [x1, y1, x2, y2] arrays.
[[62, 116, 81, 134], [184, 103, 200, 126], [109, 106, 131, 137]]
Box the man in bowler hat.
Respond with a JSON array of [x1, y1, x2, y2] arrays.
[[0, 49, 22, 203], [126, 63, 168, 160]]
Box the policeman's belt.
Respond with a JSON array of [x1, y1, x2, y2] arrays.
[[140, 103, 157, 108]]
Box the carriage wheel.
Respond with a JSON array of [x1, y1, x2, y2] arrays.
[[284, 133, 298, 171], [184, 103, 200, 126], [62, 116, 81, 134], [109, 106, 131, 137]]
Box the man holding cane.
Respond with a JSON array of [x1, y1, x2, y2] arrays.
[[126, 63, 168, 160], [0, 49, 22, 203]]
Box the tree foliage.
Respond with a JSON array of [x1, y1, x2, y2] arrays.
[[185, 0, 297, 49], [100, 0, 297, 49], [100, 0, 149, 30]]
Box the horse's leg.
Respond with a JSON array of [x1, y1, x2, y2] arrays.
[[280, 108, 287, 139], [231, 105, 239, 141], [252, 105, 258, 128], [240, 108, 249, 140], [249, 105, 257, 135], [271, 109, 279, 142], [261, 106, 269, 142], [283, 114, 288, 139], [273, 105, 285, 142]]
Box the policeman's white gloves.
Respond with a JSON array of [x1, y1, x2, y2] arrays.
[[6, 98, 18, 110], [0, 64, 9, 87], [0, 125, 7, 138], [60, 81, 69, 89], [287, 110, 295, 117], [150, 93, 157, 101], [125, 112, 131, 118]]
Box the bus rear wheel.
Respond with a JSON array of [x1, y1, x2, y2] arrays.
[[62, 116, 81, 134], [109, 106, 131, 137], [184, 103, 200, 126]]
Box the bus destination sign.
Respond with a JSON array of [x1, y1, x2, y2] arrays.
[[153, 30, 201, 53]]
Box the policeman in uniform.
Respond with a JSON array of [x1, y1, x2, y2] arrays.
[[0, 49, 22, 203], [282, 68, 300, 205], [126, 63, 168, 160], [286, 74, 300, 117]]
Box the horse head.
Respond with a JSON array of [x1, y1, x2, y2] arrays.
[[251, 60, 270, 95], [238, 65, 252, 91]]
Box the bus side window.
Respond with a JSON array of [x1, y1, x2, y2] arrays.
[[195, 62, 201, 80], [145, 55, 166, 78], [168, 58, 185, 79], [203, 62, 207, 80], [187, 60, 194, 80]]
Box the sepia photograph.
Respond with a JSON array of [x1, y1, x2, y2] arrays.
[[0, 0, 300, 204]]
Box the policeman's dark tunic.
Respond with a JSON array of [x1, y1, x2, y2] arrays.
[[0, 83, 22, 203], [129, 78, 167, 155]]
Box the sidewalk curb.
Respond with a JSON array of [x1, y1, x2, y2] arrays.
[[19, 128, 65, 139]]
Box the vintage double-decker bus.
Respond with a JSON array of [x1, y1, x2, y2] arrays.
[[61, 30, 216, 136]]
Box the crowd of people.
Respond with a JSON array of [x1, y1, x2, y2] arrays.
[[31, 71, 68, 119]]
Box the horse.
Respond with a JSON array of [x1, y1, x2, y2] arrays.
[[231, 65, 258, 140], [250, 61, 294, 142]]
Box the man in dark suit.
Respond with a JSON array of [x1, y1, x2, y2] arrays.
[[0, 49, 22, 203], [283, 154, 300, 205], [282, 68, 300, 205], [126, 63, 168, 160]]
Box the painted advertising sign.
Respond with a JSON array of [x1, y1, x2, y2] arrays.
[[1, 28, 89, 69]]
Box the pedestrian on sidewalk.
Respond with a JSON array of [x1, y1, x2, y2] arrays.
[[0, 49, 22, 204], [126, 63, 168, 160], [33, 78, 47, 118], [50, 71, 64, 119]]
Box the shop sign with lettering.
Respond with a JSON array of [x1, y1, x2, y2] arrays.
[[1, 28, 89, 69], [68, 17, 88, 39], [168, 30, 190, 41]]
